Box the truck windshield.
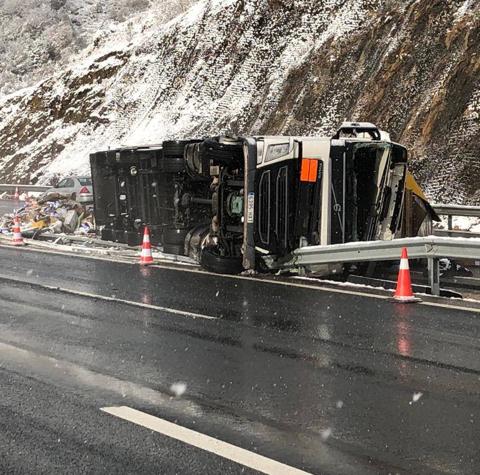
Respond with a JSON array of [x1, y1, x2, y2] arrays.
[[348, 142, 392, 241]]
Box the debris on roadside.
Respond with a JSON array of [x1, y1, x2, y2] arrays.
[[0, 192, 95, 238]]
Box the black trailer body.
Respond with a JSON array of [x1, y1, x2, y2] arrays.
[[90, 146, 171, 246]]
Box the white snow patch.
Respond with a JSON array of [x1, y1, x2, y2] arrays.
[[321, 428, 333, 441], [409, 392, 423, 405], [170, 382, 187, 397], [454, 0, 474, 20]]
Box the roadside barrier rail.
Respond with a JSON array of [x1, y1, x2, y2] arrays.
[[432, 204, 480, 218], [434, 229, 480, 238], [279, 236, 480, 296], [0, 184, 51, 193]]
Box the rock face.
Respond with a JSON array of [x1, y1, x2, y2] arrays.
[[0, 0, 478, 203]]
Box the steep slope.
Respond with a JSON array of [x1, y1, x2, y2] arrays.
[[0, 0, 143, 95], [0, 0, 196, 95], [0, 0, 478, 203]]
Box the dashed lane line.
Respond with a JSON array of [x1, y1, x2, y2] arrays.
[[101, 406, 313, 475], [0, 274, 217, 321]]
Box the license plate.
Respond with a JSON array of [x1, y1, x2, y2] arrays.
[[247, 193, 255, 223]]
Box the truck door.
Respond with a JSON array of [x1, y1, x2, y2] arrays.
[[341, 141, 408, 243]]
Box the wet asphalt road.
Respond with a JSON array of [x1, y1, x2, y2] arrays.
[[0, 244, 479, 474]]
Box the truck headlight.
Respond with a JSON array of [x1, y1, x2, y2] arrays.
[[266, 143, 290, 162]]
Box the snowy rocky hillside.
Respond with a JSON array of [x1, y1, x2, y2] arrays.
[[0, 0, 194, 95], [0, 0, 478, 204]]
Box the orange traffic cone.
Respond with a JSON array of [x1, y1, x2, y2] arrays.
[[393, 248, 420, 303], [13, 187, 19, 201], [140, 226, 154, 265], [11, 216, 24, 246]]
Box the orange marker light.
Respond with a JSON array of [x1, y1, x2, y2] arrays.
[[300, 159, 318, 183], [300, 159, 311, 182], [308, 159, 318, 182]]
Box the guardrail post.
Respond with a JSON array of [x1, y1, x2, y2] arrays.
[[447, 215, 453, 237], [428, 257, 440, 296]]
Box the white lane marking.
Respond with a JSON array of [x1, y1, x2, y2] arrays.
[[0, 241, 136, 264], [0, 241, 383, 300], [101, 406, 313, 475], [1, 243, 479, 314], [0, 274, 217, 321], [419, 300, 480, 314]]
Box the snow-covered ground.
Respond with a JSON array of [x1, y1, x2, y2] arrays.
[[435, 216, 480, 233]]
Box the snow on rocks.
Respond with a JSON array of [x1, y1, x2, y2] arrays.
[[0, 0, 478, 206]]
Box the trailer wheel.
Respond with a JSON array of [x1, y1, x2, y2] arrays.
[[163, 140, 195, 157], [200, 247, 243, 275], [162, 156, 185, 173]]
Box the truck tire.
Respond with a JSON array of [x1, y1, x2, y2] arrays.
[[200, 247, 243, 275], [163, 140, 195, 157]]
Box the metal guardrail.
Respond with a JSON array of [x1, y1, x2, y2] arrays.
[[432, 204, 480, 218], [434, 229, 480, 239], [279, 236, 480, 296], [432, 204, 480, 237], [0, 184, 51, 193], [289, 237, 480, 264]]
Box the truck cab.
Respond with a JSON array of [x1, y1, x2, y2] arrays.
[[203, 123, 407, 273]]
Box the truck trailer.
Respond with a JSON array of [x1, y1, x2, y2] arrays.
[[90, 122, 424, 274]]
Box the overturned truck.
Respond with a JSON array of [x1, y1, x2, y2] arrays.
[[90, 122, 431, 274]]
